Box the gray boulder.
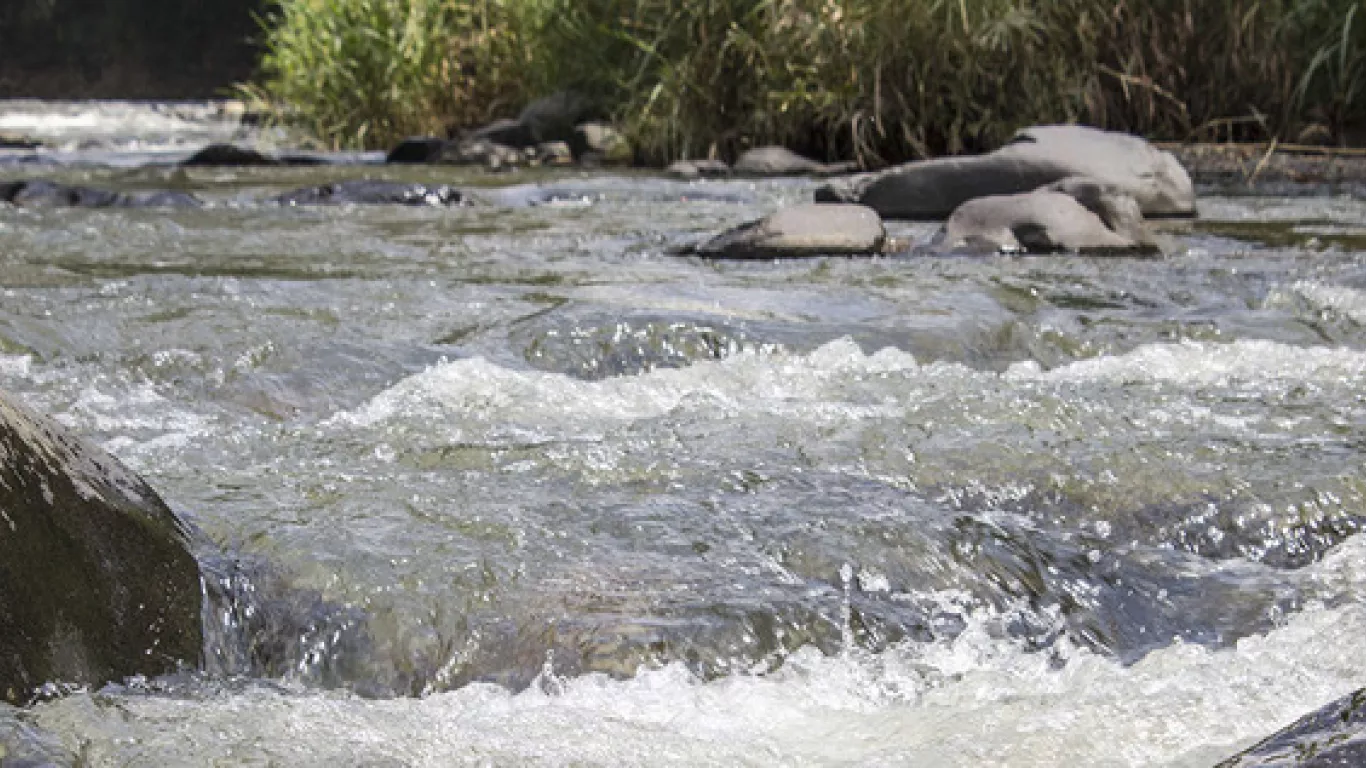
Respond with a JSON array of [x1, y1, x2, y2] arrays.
[[385, 136, 446, 164], [816, 125, 1196, 219], [938, 177, 1158, 254], [519, 91, 599, 145], [733, 146, 854, 177], [693, 203, 886, 258], [0, 389, 203, 704], [468, 118, 536, 150]]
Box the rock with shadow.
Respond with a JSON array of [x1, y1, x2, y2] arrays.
[[0, 389, 203, 705], [688, 203, 887, 258], [269, 180, 467, 206], [936, 176, 1161, 254], [0, 180, 201, 208], [1217, 687, 1366, 767], [816, 124, 1195, 219]]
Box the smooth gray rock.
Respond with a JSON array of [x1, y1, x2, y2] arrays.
[[519, 91, 598, 145], [181, 144, 327, 167], [816, 125, 1196, 219], [939, 177, 1158, 254], [694, 203, 886, 258], [666, 159, 731, 180], [733, 146, 853, 177], [0, 389, 203, 704], [1217, 688, 1366, 767]]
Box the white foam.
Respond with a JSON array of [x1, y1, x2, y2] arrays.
[[33, 598, 1366, 767], [1007, 339, 1366, 388], [0, 355, 31, 378], [330, 339, 925, 433]]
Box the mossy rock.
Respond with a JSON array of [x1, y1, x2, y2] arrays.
[[0, 389, 202, 704]]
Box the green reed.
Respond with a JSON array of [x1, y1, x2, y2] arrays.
[[246, 0, 1366, 158]]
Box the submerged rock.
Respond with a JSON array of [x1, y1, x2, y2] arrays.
[[938, 176, 1159, 254], [0, 180, 201, 208], [816, 124, 1196, 219], [692, 203, 886, 258], [270, 180, 466, 206], [733, 146, 854, 177], [0, 389, 203, 704], [1217, 688, 1366, 767]]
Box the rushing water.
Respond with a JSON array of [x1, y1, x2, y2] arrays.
[[2, 102, 1366, 766]]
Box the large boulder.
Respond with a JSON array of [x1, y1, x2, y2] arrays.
[[691, 203, 886, 258], [666, 159, 731, 180], [270, 180, 466, 206], [816, 125, 1196, 219], [1217, 688, 1366, 767], [938, 176, 1159, 254], [0, 390, 203, 704], [0, 180, 201, 208]]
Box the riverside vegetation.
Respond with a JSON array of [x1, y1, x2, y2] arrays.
[[243, 0, 1366, 162]]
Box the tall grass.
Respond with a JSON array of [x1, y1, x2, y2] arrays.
[[245, 0, 1366, 158]]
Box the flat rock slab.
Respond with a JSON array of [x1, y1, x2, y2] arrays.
[[816, 125, 1195, 219], [0, 389, 203, 704], [694, 203, 886, 258], [733, 146, 854, 177]]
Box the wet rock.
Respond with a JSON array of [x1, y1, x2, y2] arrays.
[[270, 180, 466, 206], [0, 389, 203, 704], [666, 159, 731, 180], [815, 124, 1196, 219], [468, 118, 536, 150], [181, 143, 327, 167], [733, 146, 854, 177], [572, 122, 631, 165], [1217, 688, 1366, 767], [938, 176, 1159, 254], [0, 180, 201, 208], [385, 136, 447, 164], [693, 203, 886, 258], [453, 139, 532, 170]]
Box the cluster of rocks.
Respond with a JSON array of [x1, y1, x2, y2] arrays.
[[693, 124, 1196, 259], [387, 92, 631, 171]]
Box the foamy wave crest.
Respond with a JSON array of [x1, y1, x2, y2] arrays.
[[1270, 280, 1366, 325], [330, 339, 925, 431], [30, 600, 1366, 767], [1007, 339, 1366, 387], [0, 354, 31, 378]]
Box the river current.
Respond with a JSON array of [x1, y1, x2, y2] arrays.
[[2, 102, 1366, 766]]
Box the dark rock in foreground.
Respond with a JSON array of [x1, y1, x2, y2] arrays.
[[0, 180, 201, 208], [0, 389, 203, 704], [938, 176, 1159, 254], [816, 125, 1196, 219], [691, 203, 886, 258], [270, 180, 466, 206], [1217, 688, 1366, 767]]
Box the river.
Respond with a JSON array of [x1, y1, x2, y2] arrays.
[[2, 101, 1365, 766]]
